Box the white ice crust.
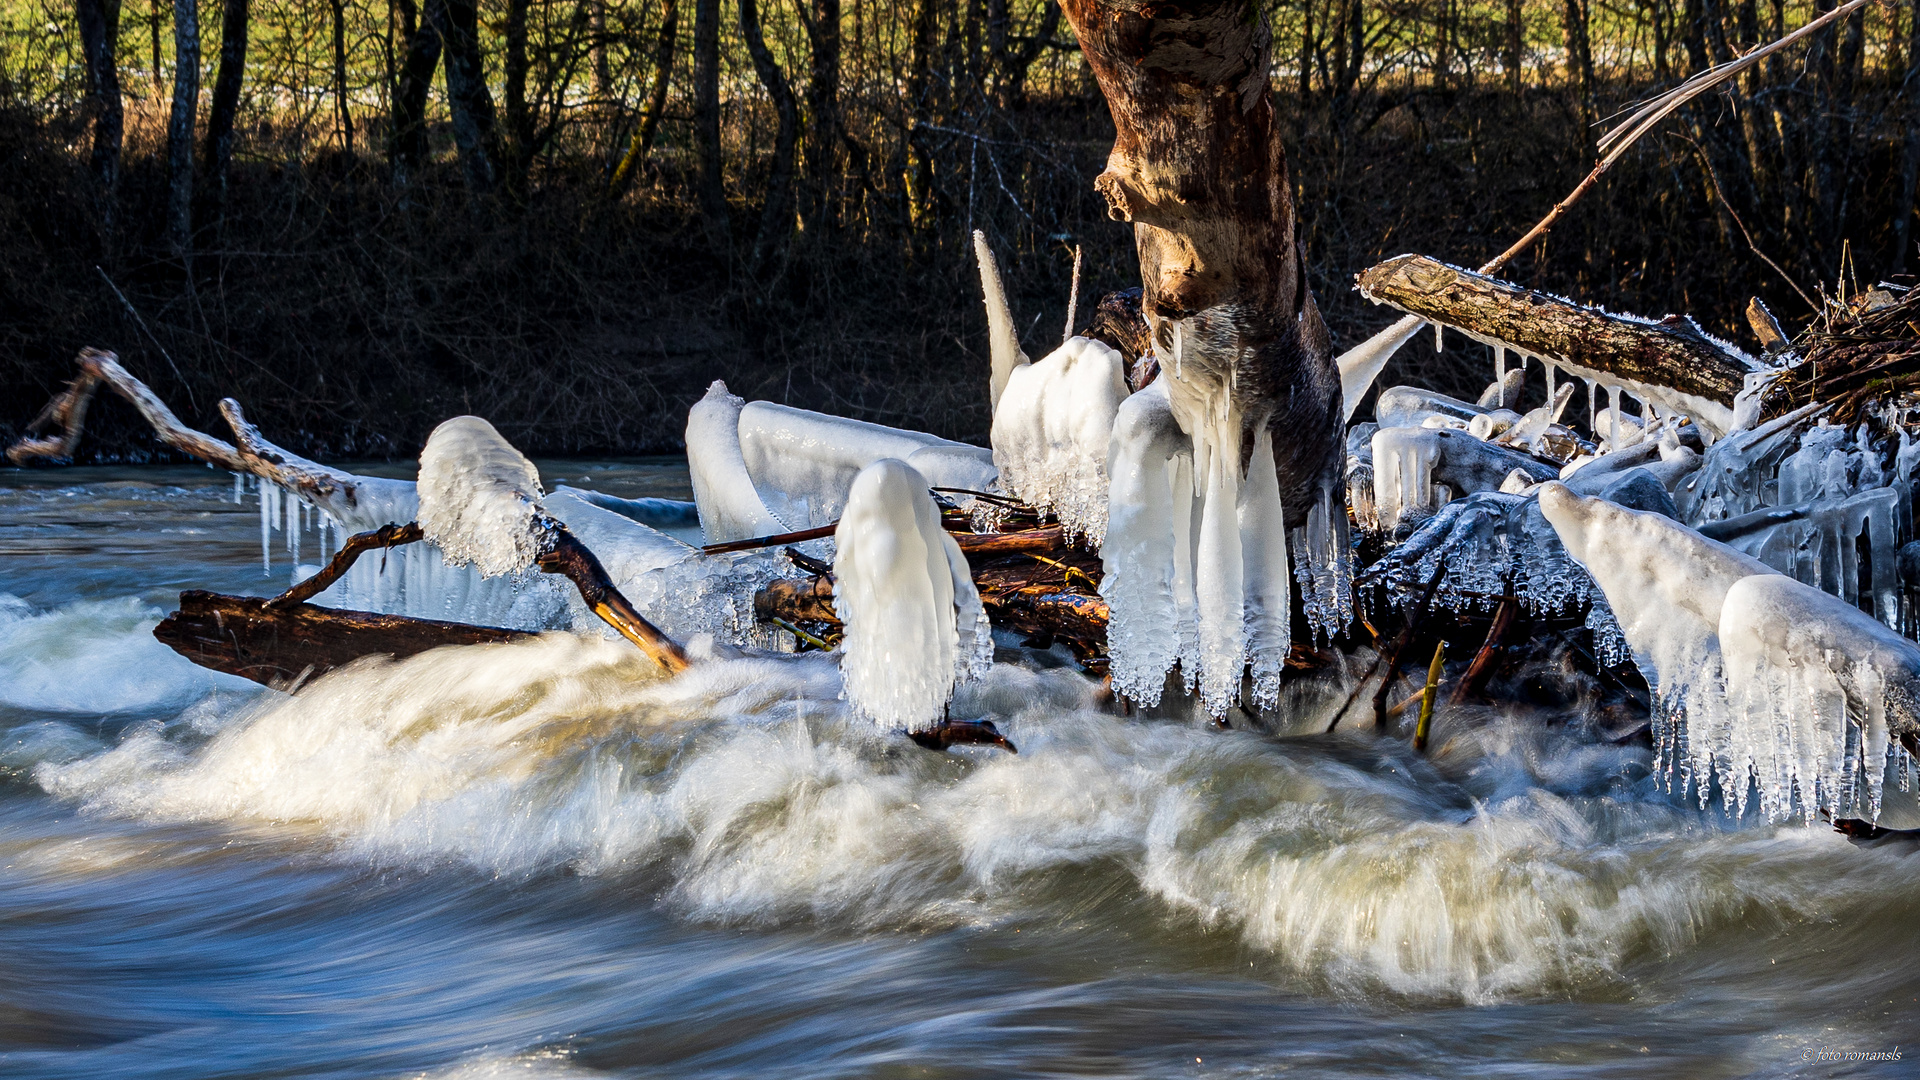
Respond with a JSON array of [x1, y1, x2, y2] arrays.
[[739, 401, 997, 530], [416, 416, 548, 578], [1540, 481, 1920, 821], [990, 335, 1128, 545], [832, 459, 992, 730], [686, 382, 789, 544]]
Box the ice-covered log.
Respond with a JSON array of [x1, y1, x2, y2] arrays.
[[831, 459, 993, 729], [1719, 573, 1920, 820], [1357, 255, 1762, 435], [990, 336, 1129, 544], [739, 401, 997, 530]]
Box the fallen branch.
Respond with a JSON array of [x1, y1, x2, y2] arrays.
[[1356, 255, 1757, 433]]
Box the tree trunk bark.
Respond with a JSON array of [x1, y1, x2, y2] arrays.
[[739, 0, 799, 263], [1504, 0, 1524, 91], [389, 0, 440, 186], [202, 0, 248, 215], [1055, 0, 1342, 525], [156, 591, 533, 686], [691, 0, 729, 238], [606, 0, 677, 197], [76, 0, 124, 195], [166, 0, 199, 257], [503, 0, 531, 196], [330, 0, 354, 156], [429, 0, 499, 195], [801, 0, 842, 231]]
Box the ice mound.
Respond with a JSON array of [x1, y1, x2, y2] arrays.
[[416, 416, 547, 577], [1540, 481, 1920, 821], [739, 401, 997, 530], [832, 459, 992, 729], [990, 335, 1128, 545]]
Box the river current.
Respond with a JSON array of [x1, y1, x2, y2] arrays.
[[3, 462, 1919, 1078]]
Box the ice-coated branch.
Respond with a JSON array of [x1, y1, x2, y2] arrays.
[[1357, 255, 1759, 434]]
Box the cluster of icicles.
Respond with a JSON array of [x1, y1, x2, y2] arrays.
[[1347, 327, 1920, 822]]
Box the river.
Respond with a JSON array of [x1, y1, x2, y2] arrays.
[[2, 463, 1917, 1078]]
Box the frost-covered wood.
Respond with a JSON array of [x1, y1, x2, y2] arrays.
[[1357, 255, 1759, 433]]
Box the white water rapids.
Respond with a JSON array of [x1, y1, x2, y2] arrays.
[[4, 464, 1920, 1077]]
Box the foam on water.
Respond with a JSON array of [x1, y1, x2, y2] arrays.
[[0, 593, 254, 715], [29, 628, 1918, 1004]]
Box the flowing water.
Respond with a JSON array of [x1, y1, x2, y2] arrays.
[[4, 463, 1920, 1079]]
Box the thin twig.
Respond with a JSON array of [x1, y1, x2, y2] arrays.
[[96, 266, 197, 410], [1479, 0, 1872, 277], [1063, 243, 1083, 345]]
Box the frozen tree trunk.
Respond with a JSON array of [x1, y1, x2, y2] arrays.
[[166, 0, 199, 256], [1056, 0, 1343, 526], [76, 0, 124, 196], [202, 0, 248, 217]]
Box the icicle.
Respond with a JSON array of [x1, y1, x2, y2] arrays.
[[258, 481, 273, 575], [1494, 344, 1506, 388], [232, 473, 243, 504], [1585, 378, 1597, 430], [1607, 385, 1622, 449], [1544, 361, 1557, 406], [1433, 322, 1444, 353], [1171, 319, 1185, 378]]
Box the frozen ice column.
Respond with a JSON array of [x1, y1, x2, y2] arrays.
[[832, 459, 993, 730]]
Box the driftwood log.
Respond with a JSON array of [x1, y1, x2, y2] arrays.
[[155, 591, 533, 686]]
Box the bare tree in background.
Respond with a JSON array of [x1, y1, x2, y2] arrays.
[[203, 0, 249, 217], [166, 0, 199, 256], [76, 0, 124, 196], [691, 0, 728, 238], [740, 0, 799, 264]]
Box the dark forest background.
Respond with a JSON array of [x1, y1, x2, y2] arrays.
[[2, 0, 1917, 459]]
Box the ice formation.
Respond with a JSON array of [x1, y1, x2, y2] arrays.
[[1099, 378, 1292, 714], [990, 335, 1128, 544], [687, 380, 1000, 540], [416, 416, 548, 577], [1335, 313, 1425, 421], [831, 459, 992, 729], [1540, 481, 1920, 821], [974, 230, 1030, 410], [686, 382, 789, 544], [738, 401, 997, 530]]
